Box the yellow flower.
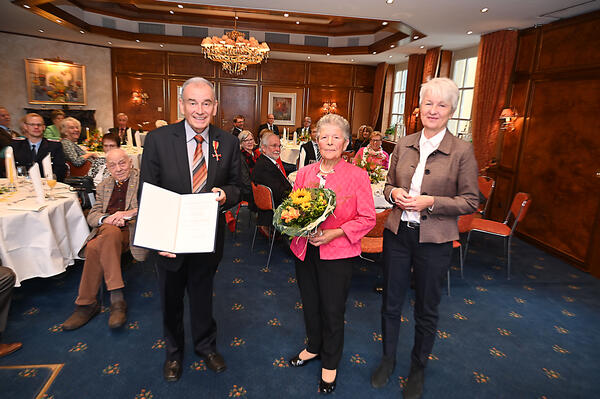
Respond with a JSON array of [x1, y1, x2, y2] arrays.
[[290, 188, 311, 205], [300, 202, 311, 210]]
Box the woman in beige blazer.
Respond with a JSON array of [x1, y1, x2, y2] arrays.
[[371, 78, 479, 399]]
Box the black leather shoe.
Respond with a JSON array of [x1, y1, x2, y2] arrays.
[[163, 360, 182, 382], [403, 364, 425, 399], [204, 352, 226, 373], [289, 351, 320, 367], [319, 376, 337, 394], [371, 356, 396, 388]]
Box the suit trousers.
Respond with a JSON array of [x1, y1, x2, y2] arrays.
[[0, 266, 16, 338], [381, 224, 452, 368], [295, 244, 353, 370], [156, 253, 218, 362], [76, 224, 129, 305]]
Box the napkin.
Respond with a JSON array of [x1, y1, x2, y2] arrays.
[[134, 131, 142, 149], [42, 154, 53, 178], [7, 198, 47, 212], [28, 163, 46, 204], [293, 131, 297, 145], [4, 146, 17, 185], [127, 128, 134, 147]]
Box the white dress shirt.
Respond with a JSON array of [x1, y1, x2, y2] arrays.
[[185, 121, 209, 190], [401, 128, 446, 223]]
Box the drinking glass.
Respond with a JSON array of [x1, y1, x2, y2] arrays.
[[46, 174, 57, 200]]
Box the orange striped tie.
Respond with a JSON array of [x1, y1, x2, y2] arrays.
[[192, 135, 207, 193]]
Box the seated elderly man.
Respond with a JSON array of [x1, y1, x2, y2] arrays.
[[252, 132, 292, 227], [62, 148, 147, 330]]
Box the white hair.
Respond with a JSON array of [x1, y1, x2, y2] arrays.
[[180, 77, 216, 100], [419, 77, 460, 113], [315, 114, 350, 141]]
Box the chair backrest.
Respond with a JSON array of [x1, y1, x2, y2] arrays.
[[478, 175, 495, 216], [505, 192, 532, 233], [251, 182, 274, 211], [457, 213, 476, 233], [365, 208, 392, 237], [66, 160, 91, 177]]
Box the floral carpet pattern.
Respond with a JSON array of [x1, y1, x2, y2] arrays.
[[1, 212, 599, 398]]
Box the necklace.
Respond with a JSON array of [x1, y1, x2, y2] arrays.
[[319, 162, 335, 174]]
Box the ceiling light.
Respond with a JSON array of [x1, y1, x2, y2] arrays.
[[388, 55, 393, 58], [326, 53, 330, 56], [467, 30, 473, 35], [386, 0, 394, 4], [79, 30, 85, 34], [160, 44, 164, 48], [351, 59, 354, 62], [307, 56, 311, 59], [169, 10, 174, 14], [108, 41, 112, 45], [296, 21, 300, 24], [235, 16, 239, 20], [480, 7, 489, 13], [283, 13, 289, 17], [135, 39, 140, 42], [177, 4, 183, 8], [23, 4, 30, 9], [420, 45, 425, 49], [382, 22, 388, 26], [38, 29, 44, 33], [413, 35, 419, 39], [372, 51, 377, 54], [390, 44, 395, 48], [56, 19, 62, 23]]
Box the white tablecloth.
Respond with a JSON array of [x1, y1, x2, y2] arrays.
[[138, 132, 147, 146], [0, 180, 90, 286], [95, 146, 143, 169], [280, 143, 301, 165]]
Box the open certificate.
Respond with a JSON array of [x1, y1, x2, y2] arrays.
[[134, 182, 219, 253]]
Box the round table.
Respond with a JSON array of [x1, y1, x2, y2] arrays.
[[0, 179, 90, 286]]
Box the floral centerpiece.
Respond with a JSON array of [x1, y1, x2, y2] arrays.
[[273, 188, 336, 238], [354, 158, 386, 184], [298, 129, 311, 143], [83, 129, 103, 152]]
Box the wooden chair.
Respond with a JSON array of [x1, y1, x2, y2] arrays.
[[66, 160, 91, 177], [477, 176, 496, 218], [465, 192, 532, 279], [233, 200, 249, 239], [251, 183, 276, 269]]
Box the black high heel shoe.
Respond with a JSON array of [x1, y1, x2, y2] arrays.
[[319, 376, 337, 394], [289, 351, 320, 367]]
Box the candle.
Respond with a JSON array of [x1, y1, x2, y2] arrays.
[[86, 127, 90, 140]]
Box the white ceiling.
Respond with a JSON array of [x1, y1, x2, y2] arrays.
[[1, 0, 598, 65]]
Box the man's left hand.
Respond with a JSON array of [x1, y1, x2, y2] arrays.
[[212, 187, 226, 206]]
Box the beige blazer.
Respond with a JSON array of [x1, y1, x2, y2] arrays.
[[79, 168, 148, 261], [383, 130, 479, 243]]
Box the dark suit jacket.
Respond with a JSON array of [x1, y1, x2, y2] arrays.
[[299, 141, 318, 167], [108, 127, 139, 146], [252, 154, 292, 225], [10, 137, 67, 181], [295, 126, 311, 135], [139, 121, 241, 271], [231, 127, 242, 137], [258, 123, 280, 136]]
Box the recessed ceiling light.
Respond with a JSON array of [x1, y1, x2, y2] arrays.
[[326, 53, 330, 56], [413, 35, 419, 39], [386, 0, 394, 4], [420, 45, 425, 49], [177, 4, 183, 8], [169, 10, 174, 14], [372, 51, 377, 54], [283, 13, 289, 17], [79, 30, 85, 34], [382, 22, 388, 26], [467, 30, 473, 35], [235, 16, 239, 20], [390, 44, 395, 48], [160, 44, 164, 48], [351, 59, 354, 62], [23, 4, 30, 9], [296, 21, 300, 24], [38, 29, 44, 33], [135, 39, 140, 42], [480, 7, 489, 13], [388, 55, 393, 58], [56, 19, 62, 23], [108, 41, 112, 45], [307, 56, 311, 59]]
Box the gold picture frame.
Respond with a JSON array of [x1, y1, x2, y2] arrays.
[[25, 58, 87, 105]]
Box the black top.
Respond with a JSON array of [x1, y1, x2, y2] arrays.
[[10, 137, 67, 181]]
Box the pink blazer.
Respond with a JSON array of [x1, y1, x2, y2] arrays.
[[290, 160, 376, 261]]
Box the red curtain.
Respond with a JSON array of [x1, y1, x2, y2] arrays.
[[422, 47, 441, 82], [370, 62, 389, 127], [404, 54, 425, 134], [471, 30, 518, 169], [438, 50, 453, 78]]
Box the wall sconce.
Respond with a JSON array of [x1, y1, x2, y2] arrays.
[[131, 89, 149, 106], [321, 101, 338, 115], [412, 107, 420, 120], [499, 107, 517, 131]]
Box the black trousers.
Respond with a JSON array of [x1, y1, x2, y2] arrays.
[[381, 224, 452, 368], [156, 254, 219, 362], [295, 244, 353, 370], [0, 266, 16, 340]]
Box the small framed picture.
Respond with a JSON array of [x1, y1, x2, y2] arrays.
[[25, 58, 86, 105], [268, 92, 296, 125]]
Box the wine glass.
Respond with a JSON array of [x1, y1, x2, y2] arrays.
[[46, 174, 57, 200]]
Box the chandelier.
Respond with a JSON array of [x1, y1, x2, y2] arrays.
[[201, 17, 270, 75]]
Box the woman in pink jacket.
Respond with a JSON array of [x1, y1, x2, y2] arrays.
[[288, 114, 376, 394]]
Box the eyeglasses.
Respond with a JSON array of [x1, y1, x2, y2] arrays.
[[25, 123, 44, 128], [242, 138, 254, 142], [371, 139, 382, 142]]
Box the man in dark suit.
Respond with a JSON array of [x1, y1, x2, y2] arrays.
[[11, 113, 67, 181], [295, 116, 312, 139], [230, 114, 245, 137], [252, 132, 292, 226], [139, 77, 240, 382], [257, 113, 280, 136], [108, 113, 139, 146], [298, 127, 320, 168]]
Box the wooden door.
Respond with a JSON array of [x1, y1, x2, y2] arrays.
[[217, 83, 258, 133]]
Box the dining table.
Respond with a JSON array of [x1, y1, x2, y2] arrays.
[[0, 179, 90, 286], [279, 141, 302, 165]]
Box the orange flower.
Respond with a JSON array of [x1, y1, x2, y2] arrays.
[[281, 206, 300, 223]]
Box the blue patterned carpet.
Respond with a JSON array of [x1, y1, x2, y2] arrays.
[[1, 210, 599, 398]]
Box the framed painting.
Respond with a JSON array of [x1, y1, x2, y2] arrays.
[[25, 58, 87, 105], [268, 92, 296, 125]]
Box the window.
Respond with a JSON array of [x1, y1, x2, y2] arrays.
[[390, 67, 408, 128], [449, 56, 477, 140]]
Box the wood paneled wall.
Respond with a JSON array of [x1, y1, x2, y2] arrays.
[[111, 49, 375, 134], [491, 10, 600, 276]]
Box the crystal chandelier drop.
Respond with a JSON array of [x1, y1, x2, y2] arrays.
[[201, 16, 270, 75]]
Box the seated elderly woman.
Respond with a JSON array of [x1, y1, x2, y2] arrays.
[[288, 114, 376, 394], [353, 131, 390, 169], [60, 117, 99, 167], [352, 124, 373, 153]]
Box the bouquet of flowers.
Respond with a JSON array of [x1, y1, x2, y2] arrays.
[[354, 158, 386, 184], [273, 188, 336, 238], [83, 129, 103, 152]]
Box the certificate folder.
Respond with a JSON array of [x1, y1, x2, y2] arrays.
[[134, 182, 218, 253]]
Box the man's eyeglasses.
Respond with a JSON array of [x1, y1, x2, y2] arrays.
[[25, 123, 44, 128]]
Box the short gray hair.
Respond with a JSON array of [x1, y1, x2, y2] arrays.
[[419, 77, 459, 113], [238, 130, 254, 148], [60, 117, 81, 134], [180, 77, 216, 100], [260, 132, 278, 148], [315, 114, 350, 141]]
